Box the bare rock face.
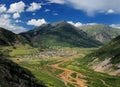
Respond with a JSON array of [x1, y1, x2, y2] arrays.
[[79, 24, 120, 43], [91, 58, 120, 76], [86, 36, 120, 76], [94, 32, 111, 43]]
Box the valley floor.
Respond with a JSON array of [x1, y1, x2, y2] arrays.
[[9, 48, 120, 87]]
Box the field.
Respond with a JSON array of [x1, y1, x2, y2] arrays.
[[9, 47, 120, 87]]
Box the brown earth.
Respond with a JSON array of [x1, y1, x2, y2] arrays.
[[49, 55, 87, 87]]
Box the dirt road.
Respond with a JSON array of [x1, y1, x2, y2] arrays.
[[49, 57, 87, 87]]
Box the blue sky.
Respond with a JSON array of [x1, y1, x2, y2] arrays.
[[0, 0, 120, 33]]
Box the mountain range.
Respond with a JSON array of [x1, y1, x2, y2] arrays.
[[20, 21, 101, 48], [1, 21, 120, 48], [0, 21, 120, 87], [79, 24, 120, 43]]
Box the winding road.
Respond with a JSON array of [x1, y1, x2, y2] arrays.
[[49, 58, 87, 87]]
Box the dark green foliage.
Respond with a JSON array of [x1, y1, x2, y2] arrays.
[[0, 58, 46, 87], [21, 21, 102, 48]]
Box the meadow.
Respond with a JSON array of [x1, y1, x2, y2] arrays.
[[8, 47, 120, 87]]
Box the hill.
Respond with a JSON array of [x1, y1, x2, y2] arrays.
[[0, 57, 45, 87], [83, 35, 120, 75], [20, 21, 101, 49], [79, 24, 120, 43], [0, 27, 28, 46]]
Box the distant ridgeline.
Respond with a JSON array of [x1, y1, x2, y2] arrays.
[[79, 24, 120, 43]]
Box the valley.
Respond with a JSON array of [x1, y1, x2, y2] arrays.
[[0, 22, 120, 87], [9, 47, 120, 87]]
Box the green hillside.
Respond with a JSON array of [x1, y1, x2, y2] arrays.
[[0, 27, 28, 46], [0, 57, 45, 87], [90, 35, 120, 63], [81, 35, 120, 75], [21, 21, 101, 49], [80, 24, 120, 43]]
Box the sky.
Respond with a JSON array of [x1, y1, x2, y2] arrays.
[[0, 0, 120, 33]]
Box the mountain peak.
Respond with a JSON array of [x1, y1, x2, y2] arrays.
[[21, 21, 101, 48], [52, 21, 68, 26]]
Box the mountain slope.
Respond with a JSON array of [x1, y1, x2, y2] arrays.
[[80, 24, 120, 43], [21, 21, 101, 48], [0, 27, 28, 46], [83, 35, 120, 75], [0, 57, 45, 87]]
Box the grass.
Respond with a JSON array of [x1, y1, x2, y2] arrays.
[[0, 58, 45, 87], [10, 58, 66, 87], [1, 44, 38, 56], [8, 47, 120, 87], [61, 57, 120, 87]]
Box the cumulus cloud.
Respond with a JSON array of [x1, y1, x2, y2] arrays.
[[8, 1, 25, 13], [48, 0, 120, 16], [0, 4, 7, 13], [13, 13, 20, 19], [26, 2, 41, 12], [0, 14, 27, 33], [45, 9, 51, 12], [53, 13, 58, 16], [86, 23, 98, 25], [48, 0, 65, 4], [107, 9, 115, 14], [27, 18, 47, 26], [2, 14, 10, 19], [110, 24, 120, 29], [68, 21, 98, 27], [15, 20, 22, 23], [67, 21, 82, 27]]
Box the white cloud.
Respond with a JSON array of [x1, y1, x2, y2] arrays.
[[110, 24, 120, 29], [48, 0, 65, 4], [27, 18, 47, 26], [53, 13, 58, 16], [0, 4, 7, 13], [68, 21, 98, 27], [0, 14, 27, 33], [2, 14, 10, 19], [67, 21, 82, 27], [26, 2, 41, 12], [107, 9, 115, 14], [86, 23, 98, 25], [13, 13, 20, 19], [15, 20, 21, 23], [45, 9, 51, 12], [48, 0, 120, 16], [8, 1, 25, 13]]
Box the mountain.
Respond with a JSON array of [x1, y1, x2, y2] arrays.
[[0, 28, 46, 87], [83, 35, 120, 75], [20, 21, 101, 49], [79, 24, 120, 43], [0, 27, 28, 46]]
